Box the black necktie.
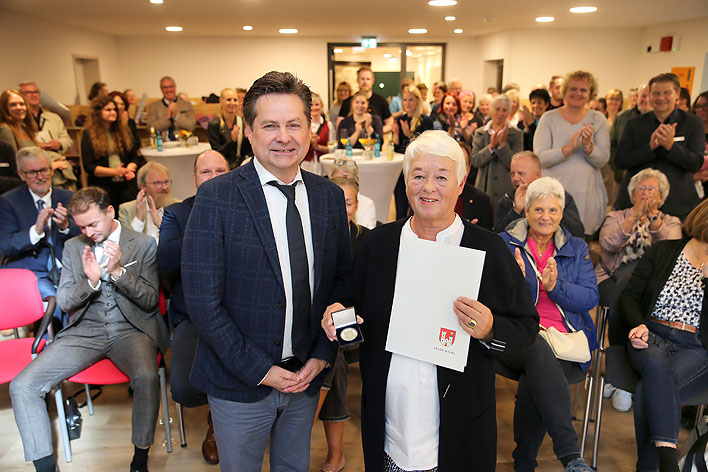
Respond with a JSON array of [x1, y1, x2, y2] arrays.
[[37, 200, 60, 286], [268, 181, 312, 362]]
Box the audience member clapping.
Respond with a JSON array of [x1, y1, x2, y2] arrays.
[[478, 93, 492, 123], [0, 89, 38, 152], [499, 176, 597, 472], [432, 92, 462, 140], [548, 75, 565, 110], [470, 94, 523, 213], [678, 87, 692, 112], [504, 88, 522, 129], [534, 70, 610, 237], [337, 91, 383, 150], [330, 81, 351, 125], [207, 88, 252, 168], [303, 93, 332, 173], [82, 95, 140, 207], [108, 91, 140, 153], [520, 88, 550, 151], [146, 76, 196, 140], [459, 90, 483, 145], [605, 89, 624, 126]]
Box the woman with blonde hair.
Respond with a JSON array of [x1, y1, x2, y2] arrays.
[[302, 93, 332, 173], [337, 91, 383, 149], [330, 81, 352, 124], [81, 95, 140, 206], [605, 89, 624, 126], [207, 87, 252, 168], [0, 89, 38, 152]]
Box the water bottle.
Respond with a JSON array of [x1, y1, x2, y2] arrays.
[[345, 137, 353, 157], [156, 128, 163, 152], [373, 134, 381, 158]]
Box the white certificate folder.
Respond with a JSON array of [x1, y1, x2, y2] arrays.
[[385, 237, 486, 372]]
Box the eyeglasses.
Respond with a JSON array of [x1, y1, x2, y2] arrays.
[[638, 185, 659, 193], [146, 180, 172, 188], [22, 90, 40, 95], [21, 167, 51, 178], [333, 159, 357, 169], [695, 103, 708, 111]]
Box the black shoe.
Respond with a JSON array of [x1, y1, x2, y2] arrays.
[[130, 467, 148, 472]]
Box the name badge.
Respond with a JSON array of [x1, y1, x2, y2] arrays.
[[674, 136, 685, 142], [0, 162, 8, 167]]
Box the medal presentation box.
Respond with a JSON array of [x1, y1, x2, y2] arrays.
[[332, 307, 364, 346]]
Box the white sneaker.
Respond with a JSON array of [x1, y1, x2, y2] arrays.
[[611, 388, 632, 412], [603, 382, 616, 398]]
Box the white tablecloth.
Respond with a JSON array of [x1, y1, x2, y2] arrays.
[[141, 143, 211, 200], [319, 152, 404, 223]]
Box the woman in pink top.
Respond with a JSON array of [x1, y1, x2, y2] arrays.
[[499, 176, 598, 472]]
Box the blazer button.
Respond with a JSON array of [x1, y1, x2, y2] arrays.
[[278, 301, 285, 309], [274, 340, 282, 346]]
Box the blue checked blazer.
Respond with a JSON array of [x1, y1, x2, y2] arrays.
[[181, 161, 352, 402]]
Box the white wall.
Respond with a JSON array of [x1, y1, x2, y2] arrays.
[[0, 9, 121, 104]]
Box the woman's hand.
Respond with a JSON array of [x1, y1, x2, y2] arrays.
[[514, 247, 526, 277], [562, 129, 583, 156], [453, 297, 494, 341], [580, 124, 594, 154], [541, 257, 557, 291], [497, 123, 509, 147], [629, 324, 649, 349], [400, 119, 411, 138], [230, 124, 240, 142]]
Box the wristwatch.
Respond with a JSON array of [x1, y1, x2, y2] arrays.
[[110, 267, 126, 282], [649, 213, 662, 222]]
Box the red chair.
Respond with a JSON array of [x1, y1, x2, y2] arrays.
[[52, 290, 174, 463], [0, 269, 55, 384]]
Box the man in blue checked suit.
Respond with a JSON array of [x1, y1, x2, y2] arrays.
[[0, 146, 79, 326], [182, 71, 352, 471]]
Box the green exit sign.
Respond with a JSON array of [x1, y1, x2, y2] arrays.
[[361, 37, 377, 48]]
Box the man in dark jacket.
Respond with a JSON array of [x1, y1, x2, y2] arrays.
[[494, 151, 584, 237]]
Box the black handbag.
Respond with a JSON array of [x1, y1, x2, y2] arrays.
[[64, 396, 82, 441]]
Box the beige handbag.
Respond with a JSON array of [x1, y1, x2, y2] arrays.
[[539, 324, 591, 363]]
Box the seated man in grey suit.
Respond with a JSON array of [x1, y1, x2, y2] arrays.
[[145, 76, 195, 141], [10, 186, 170, 472], [118, 161, 179, 243]]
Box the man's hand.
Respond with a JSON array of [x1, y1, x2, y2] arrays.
[[261, 365, 301, 392], [147, 196, 161, 227], [453, 297, 494, 341], [656, 123, 677, 151], [513, 183, 527, 214], [34, 207, 53, 236], [39, 139, 62, 152], [135, 189, 147, 222], [81, 246, 101, 286], [541, 257, 558, 291], [628, 324, 649, 350], [283, 358, 329, 394], [52, 202, 70, 230], [103, 241, 123, 278], [166, 101, 179, 119], [50, 157, 69, 171]]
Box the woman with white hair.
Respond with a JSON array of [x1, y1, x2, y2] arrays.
[[322, 130, 539, 471], [470, 94, 523, 214], [595, 168, 682, 412], [499, 176, 597, 472]]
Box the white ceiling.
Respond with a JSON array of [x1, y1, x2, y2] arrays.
[[4, 0, 708, 39]]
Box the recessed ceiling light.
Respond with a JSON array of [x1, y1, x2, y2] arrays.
[[454, 28, 464, 33], [333, 48, 343, 53], [445, 16, 456, 21], [242, 25, 253, 31], [150, 0, 163, 4], [279, 28, 298, 34], [406, 50, 412, 56], [352, 46, 365, 53], [408, 28, 428, 34], [570, 6, 597, 13], [383, 53, 392, 58], [165, 26, 182, 32], [535, 16, 555, 22], [428, 0, 457, 5]]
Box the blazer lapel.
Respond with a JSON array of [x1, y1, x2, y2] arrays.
[[117, 224, 137, 266], [303, 171, 326, 294], [237, 163, 285, 289]]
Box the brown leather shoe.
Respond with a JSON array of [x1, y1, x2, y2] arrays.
[[202, 413, 219, 464]]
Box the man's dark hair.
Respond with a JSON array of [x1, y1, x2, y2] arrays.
[[67, 186, 111, 215], [649, 73, 680, 92], [529, 88, 550, 104], [241, 71, 312, 128]]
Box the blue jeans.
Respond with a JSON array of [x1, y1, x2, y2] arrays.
[[208, 389, 319, 472], [628, 321, 708, 472]]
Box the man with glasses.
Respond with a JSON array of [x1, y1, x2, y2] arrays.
[[614, 73, 706, 219], [0, 146, 79, 327], [118, 162, 179, 243], [18, 81, 77, 191], [145, 76, 195, 141]]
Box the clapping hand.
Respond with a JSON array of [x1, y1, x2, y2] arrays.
[[400, 119, 411, 138], [580, 124, 594, 154], [34, 207, 53, 236], [541, 257, 557, 291], [81, 246, 101, 286], [102, 240, 123, 277], [52, 202, 70, 230], [514, 247, 526, 277]]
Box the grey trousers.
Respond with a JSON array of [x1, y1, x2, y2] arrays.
[[9, 321, 159, 461]]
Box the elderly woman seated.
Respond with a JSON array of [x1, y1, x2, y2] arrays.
[[499, 176, 597, 472], [620, 199, 708, 472], [322, 130, 538, 471]]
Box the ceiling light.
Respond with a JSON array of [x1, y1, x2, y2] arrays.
[[483, 16, 494, 23], [445, 16, 456, 21], [388, 58, 397, 63], [428, 0, 457, 5], [150, 0, 163, 4], [406, 50, 412, 56], [352, 46, 365, 53], [333, 48, 343, 53], [383, 53, 392, 58], [535, 16, 555, 22], [279, 28, 298, 34], [242, 25, 253, 31], [570, 6, 597, 13], [165, 26, 182, 32], [454, 28, 464, 33], [408, 28, 428, 34]]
